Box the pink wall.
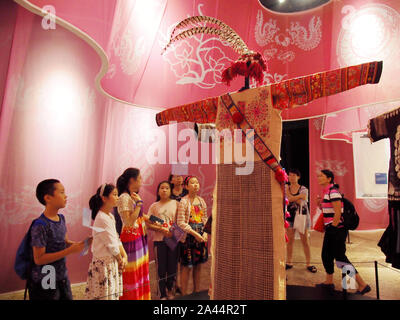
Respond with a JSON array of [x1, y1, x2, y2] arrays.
[[0, 6, 216, 293]]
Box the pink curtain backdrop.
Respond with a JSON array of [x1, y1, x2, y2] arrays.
[[1, 0, 398, 293], [0, 4, 215, 293], [309, 117, 389, 230]]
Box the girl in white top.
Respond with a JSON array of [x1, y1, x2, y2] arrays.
[[85, 183, 128, 300], [147, 181, 179, 300]]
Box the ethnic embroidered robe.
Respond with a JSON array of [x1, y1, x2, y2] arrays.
[[156, 61, 382, 299]]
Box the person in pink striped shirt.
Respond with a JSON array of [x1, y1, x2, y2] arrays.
[[315, 169, 371, 295]]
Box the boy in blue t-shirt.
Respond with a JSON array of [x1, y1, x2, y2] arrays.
[[29, 179, 91, 300]]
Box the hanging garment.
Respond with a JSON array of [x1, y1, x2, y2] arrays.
[[368, 107, 400, 269], [157, 61, 382, 299]]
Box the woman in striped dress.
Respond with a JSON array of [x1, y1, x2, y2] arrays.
[[116, 168, 151, 300]]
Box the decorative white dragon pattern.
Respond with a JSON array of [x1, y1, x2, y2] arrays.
[[254, 10, 322, 64]]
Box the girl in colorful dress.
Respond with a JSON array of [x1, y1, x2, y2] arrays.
[[116, 168, 151, 300], [147, 181, 179, 300], [177, 176, 208, 296], [85, 183, 127, 300]]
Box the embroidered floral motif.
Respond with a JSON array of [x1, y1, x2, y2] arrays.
[[216, 88, 270, 141]]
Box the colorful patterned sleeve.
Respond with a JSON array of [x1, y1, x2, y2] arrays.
[[155, 97, 219, 126], [271, 61, 383, 110]]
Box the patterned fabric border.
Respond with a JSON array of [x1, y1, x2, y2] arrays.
[[155, 97, 219, 126], [271, 61, 382, 110], [220, 93, 281, 173]]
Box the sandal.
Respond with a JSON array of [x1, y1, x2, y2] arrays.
[[285, 264, 293, 270], [307, 265, 317, 273]]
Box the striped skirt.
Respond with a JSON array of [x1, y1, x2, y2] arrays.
[[211, 161, 286, 300], [119, 220, 151, 300]]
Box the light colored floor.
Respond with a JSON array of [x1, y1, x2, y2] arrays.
[[286, 229, 400, 300], [1, 230, 399, 300]]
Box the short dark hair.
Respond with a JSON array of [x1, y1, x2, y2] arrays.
[[156, 181, 173, 202], [36, 179, 60, 206], [288, 168, 301, 177], [116, 168, 140, 196]]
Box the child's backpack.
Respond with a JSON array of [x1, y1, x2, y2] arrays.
[[14, 216, 48, 299], [329, 187, 359, 230]]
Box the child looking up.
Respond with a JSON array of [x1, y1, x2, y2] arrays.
[[29, 179, 90, 300], [177, 176, 208, 296], [85, 183, 127, 300], [147, 181, 179, 300]]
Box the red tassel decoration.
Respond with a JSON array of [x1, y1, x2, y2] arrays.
[[285, 211, 291, 219], [221, 52, 268, 86], [285, 198, 289, 205], [285, 233, 289, 243], [284, 220, 290, 229], [232, 112, 244, 124], [275, 168, 288, 184], [222, 67, 234, 86]]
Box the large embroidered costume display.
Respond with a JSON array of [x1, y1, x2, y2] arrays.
[[368, 108, 400, 269], [157, 16, 383, 299]]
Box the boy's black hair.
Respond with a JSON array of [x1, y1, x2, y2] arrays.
[[36, 179, 60, 206]]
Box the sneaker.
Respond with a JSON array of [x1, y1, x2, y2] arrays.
[[307, 265, 317, 273]]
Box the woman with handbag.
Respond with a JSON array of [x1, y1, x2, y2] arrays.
[[285, 169, 316, 273], [316, 169, 371, 294]]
